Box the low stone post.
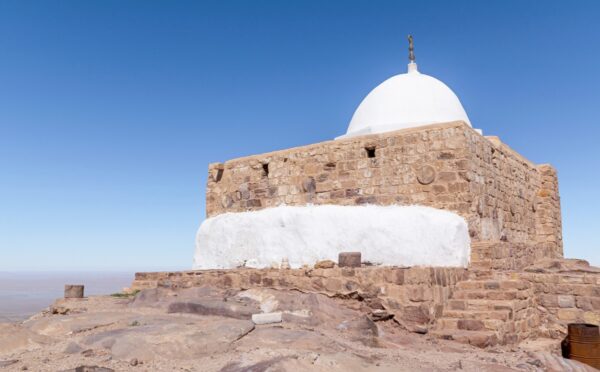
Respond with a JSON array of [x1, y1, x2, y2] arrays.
[[339, 252, 361, 268], [64, 284, 84, 299]]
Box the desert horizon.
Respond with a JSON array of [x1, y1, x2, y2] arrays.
[[0, 271, 134, 322]]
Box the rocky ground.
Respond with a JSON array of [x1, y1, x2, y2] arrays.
[[0, 286, 596, 372]]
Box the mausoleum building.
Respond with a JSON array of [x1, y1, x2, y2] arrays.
[[195, 56, 562, 271], [133, 40, 598, 350]]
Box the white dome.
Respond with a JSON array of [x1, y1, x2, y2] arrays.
[[340, 63, 471, 138]]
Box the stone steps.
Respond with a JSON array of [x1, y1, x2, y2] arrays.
[[447, 298, 532, 312], [437, 318, 509, 333], [429, 329, 499, 348], [452, 289, 531, 301], [434, 276, 539, 347], [442, 309, 512, 321], [455, 279, 530, 291]]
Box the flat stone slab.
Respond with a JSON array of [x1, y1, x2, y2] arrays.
[[252, 312, 282, 325], [25, 312, 138, 337], [167, 298, 260, 320], [82, 315, 255, 361]]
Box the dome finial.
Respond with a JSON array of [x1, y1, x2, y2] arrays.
[[408, 35, 415, 63], [407, 35, 418, 73]]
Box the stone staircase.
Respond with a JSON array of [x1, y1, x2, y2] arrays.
[[432, 274, 540, 347]]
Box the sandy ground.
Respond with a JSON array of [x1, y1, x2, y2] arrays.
[[0, 286, 595, 372]]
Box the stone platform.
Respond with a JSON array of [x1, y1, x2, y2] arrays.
[[132, 258, 600, 348]]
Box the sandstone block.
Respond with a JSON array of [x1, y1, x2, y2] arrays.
[[457, 281, 483, 290], [557, 308, 580, 321], [487, 290, 517, 301], [338, 252, 361, 268], [437, 171, 457, 182], [168, 299, 259, 319], [457, 319, 484, 331], [251, 312, 282, 325], [321, 268, 342, 278], [560, 275, 585, 284], [539, 294, 558, 308], [370, 309, 393, 322], [249, 272, 262, 284], [407, 286, 433, 302], [483, 281, 500, 290], [314, 260, 335, 269], [583, 311, 600, 325], [64, 285, 84, 299], [341, 268, 355, 277], [399, 305, 430, 324], [405, 268, 432, 285], [499, 280, 529, 290], [384, 284, 407, 301], [301, 177, 316, 193], [448, 330, 498, 348], [448, 300, 466, 311], [324, 278, 343, 292], [557, 295, 575, 308], [431, 268, 447, 286], [592, 297, 600, 310]]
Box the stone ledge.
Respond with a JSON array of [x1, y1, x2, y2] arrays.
[[131, 262, 600, 347], [133, 266, 468, 333]]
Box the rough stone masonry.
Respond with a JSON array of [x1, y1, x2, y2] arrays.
[[206, 121, 563, 265]]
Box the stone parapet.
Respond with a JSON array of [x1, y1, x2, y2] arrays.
[[133, 266, 468, 332]]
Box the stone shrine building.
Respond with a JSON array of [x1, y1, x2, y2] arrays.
[[195, 52, 562, 271], [133, 43, 599, 349]]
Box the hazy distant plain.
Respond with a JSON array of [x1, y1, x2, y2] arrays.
[[0, 271, 133, 322]]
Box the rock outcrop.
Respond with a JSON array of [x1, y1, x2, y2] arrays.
[[2, 285, 597, 371]]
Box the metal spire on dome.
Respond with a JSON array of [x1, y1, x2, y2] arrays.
[[408, 35, 419, 73], [407, 35, 418, 73], [408, 35, 415, 62]]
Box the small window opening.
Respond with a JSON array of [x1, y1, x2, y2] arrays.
[[325, 162, 336, 170], [215, 168, 224, 183], [365, 147, 376, 158], [262, 163, 269, 177]]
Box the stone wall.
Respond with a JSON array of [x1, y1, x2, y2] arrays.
[[534, 165, 564, 257], [514, 260, 600, 338], [205, 121, 563, 263], [529, 272, 600, 329], [470, 241, 557, 272], [131, 260, 600, 347], [133, 266, 469, 332]]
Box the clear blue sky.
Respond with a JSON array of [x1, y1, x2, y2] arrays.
[[1, 1, 599, 271]]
